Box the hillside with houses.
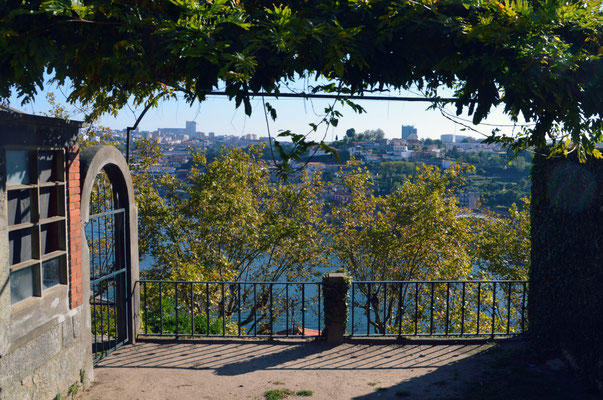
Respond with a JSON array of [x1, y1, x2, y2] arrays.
[[98, 122, 530, 214]]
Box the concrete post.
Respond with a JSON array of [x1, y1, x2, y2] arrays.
[[322, 272, 349, 344]]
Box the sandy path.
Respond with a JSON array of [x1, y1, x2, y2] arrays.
[[79, 338, 500, 400]]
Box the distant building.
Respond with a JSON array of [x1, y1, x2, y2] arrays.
[[441, 159, 454, 169], [441, 134, 455, 143], [392, 144, 408, 152], [401, 125, 417, 140], [242, 133, 257, 141], [327, 185, 353, 204], [305, 162, 325, 175], [389, 138, 407, 146], [406, 132, 419, 141], [441, 134, 472, 143], [159, 120, 197, 136], [185, 120, 196, 134], [348, 145, 371, 158]]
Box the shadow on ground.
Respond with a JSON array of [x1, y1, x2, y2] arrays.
[[350, 341, 599, 400], [89, 338, 599, 400], [99, 337, 493, 375]]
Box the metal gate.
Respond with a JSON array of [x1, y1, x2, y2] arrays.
[[86, 171, 129, 364]]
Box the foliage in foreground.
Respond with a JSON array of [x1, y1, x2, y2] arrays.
[[2, 0, 602, 167]]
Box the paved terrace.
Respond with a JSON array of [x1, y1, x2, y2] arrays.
[[77, 338, 596, 400]]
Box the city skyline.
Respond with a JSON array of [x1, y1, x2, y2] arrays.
[[6, 81, 525, 142]]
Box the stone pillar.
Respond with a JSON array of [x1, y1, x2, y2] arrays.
[[322, 272, 350, 344], [530, 154, 603, 392]]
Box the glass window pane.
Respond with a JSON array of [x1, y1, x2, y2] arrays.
[[7, 189, 32, 225], [43, 257, 62, 290], [38, 151, 57, 183], [7, 150, 32, 186], [9, 228, 33, 265], [11, 267, 34, 304], [39, 186, 60, 220], [41, 222, 64, 255]]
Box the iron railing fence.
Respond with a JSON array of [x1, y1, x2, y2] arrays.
[[136, 279, 528, 340], [87, 203, 129, 364], [138, 280, 323, 338], [90, 268, 128, 363], [349, 280, 528, 338]]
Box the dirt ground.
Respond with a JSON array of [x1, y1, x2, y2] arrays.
[[78, 338, 596, 400]]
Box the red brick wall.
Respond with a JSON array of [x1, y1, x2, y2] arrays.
[[67, 146, 82, 309]]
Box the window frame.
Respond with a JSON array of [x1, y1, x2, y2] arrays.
[[5, 146, 68, 305]]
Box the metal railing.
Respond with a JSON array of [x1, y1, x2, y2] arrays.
[[87, 196, 129, 364], [349, 280, 528, 337], [138, 280, 322, 338], [136, 279, 529, 340]]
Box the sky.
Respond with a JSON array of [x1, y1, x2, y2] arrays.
[[6, 79, 527, 142]]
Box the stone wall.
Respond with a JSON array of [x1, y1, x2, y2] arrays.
[[0, 307, 91, 399]]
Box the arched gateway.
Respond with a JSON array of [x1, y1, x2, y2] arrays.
[[80, 145, 139, 364]]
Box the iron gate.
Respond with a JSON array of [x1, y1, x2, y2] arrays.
[[86, 171, 129, 364]]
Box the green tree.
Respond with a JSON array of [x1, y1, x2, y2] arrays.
[[327, 162, 475, 333], [360, 129, 385, 141], [474, 198, 531, 280], [133, 142, 327, 332], [511, 156, 527, 173]]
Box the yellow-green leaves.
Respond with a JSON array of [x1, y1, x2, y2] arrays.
[[474, 198, 530, 280], [138, 145, 327, 284], [328, 162, 475, 282]]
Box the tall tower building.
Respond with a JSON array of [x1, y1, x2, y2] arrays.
[[401, 125, 417, 140], [185, 120, 197, 135]]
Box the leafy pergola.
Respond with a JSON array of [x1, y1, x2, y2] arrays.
[[1, 0, 602, 162]]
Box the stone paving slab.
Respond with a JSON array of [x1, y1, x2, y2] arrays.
[[78, 338, 505, 400]]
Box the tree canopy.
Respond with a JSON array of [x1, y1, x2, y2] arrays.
[[1, 0, 602, 160], [328, 162, 475, 283]]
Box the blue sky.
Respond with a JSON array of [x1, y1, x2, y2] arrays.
[[6, 80, 525, 142]]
